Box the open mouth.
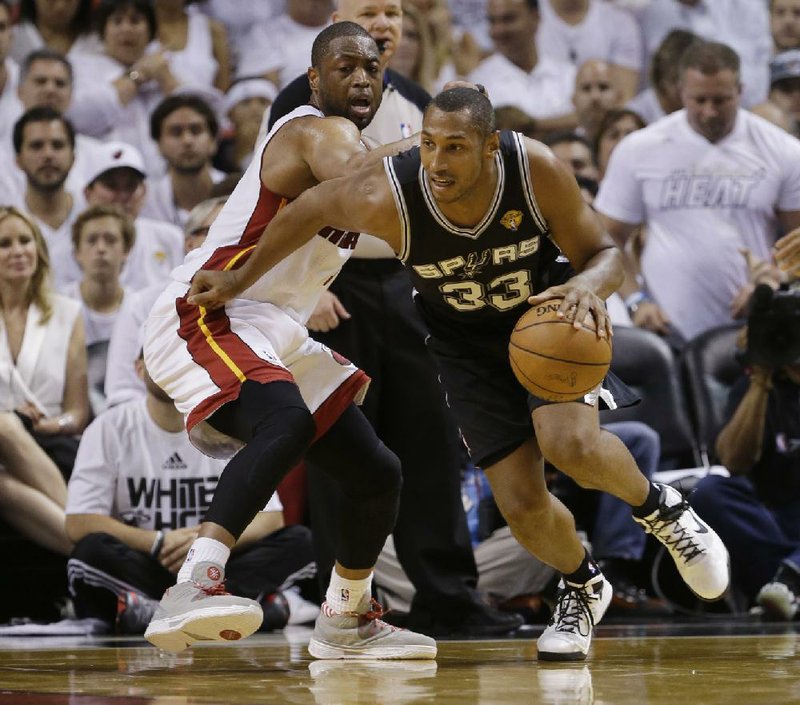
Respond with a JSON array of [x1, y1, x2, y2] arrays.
[[350, 96, 373, 117], [375, 39, 389, 54]]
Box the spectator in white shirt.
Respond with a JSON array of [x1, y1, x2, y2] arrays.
[[468, 0, 577, 137], [0, 1, 22, 154], [596, 40, 800, 343], [140, 93, 226, 228], [770, 0, 800, 53], [537, 0, 644, 101]]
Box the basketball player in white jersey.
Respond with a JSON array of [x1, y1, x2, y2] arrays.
[[141, 22, 433, 659]]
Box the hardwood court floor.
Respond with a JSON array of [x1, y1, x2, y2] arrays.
[[0, 620, 797, 705]]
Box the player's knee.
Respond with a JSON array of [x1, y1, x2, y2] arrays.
[[253, 406, 316, 468], [496, 485, 551, 530], [537, 425, 597, 478], [348, 440, 402, 501]]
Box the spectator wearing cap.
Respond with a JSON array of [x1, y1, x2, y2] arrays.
[[83, 141, 183, 292], [10, 107, 86, 292], [140, 94, 227, 228], [757, 49, 800, 138], [216, 79, 277, 173]]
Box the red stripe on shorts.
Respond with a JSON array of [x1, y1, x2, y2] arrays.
[[312, 370, 371, 442], [175, 295, 294, 432]]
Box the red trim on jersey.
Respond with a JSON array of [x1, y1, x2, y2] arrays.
[[200, 185, 289, 273], [175, 296, 294, 433], [312, 370, 371, 442]]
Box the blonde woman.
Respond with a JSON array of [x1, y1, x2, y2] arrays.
[[0, 206, 89, 556]]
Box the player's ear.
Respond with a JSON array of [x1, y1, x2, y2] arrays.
[[485, 131, 500, 158], [308, 66, 320, 93]]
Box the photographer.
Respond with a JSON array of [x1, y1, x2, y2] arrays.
[[689, 283, 800, 620]]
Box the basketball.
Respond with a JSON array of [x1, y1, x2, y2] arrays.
[[509, 299, 612, 402]]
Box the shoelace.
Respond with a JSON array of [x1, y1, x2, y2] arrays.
[[197, 581, 231, 596], [550, 585, 598, 637], [641, 499, 704, 563]]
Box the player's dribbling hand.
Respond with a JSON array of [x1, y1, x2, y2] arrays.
[[527, 284, 610, 339], [187, 270, 241, 309]]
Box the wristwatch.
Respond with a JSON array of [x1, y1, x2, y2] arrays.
[[127, 69, 144, 86]]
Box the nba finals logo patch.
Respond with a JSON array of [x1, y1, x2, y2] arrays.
[[500, 210, 523, 231]]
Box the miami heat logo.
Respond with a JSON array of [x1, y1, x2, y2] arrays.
[[500, 210, 523, 231]]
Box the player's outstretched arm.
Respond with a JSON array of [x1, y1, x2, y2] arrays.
[[188, 164, 400, 309], [523, 138, 623, 337]]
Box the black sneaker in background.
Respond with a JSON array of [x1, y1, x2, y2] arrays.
[[116, 591, 158, 635], [756, 562, 800, 621]]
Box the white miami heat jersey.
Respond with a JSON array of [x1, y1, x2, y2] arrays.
[[170, 105, 360, 324]]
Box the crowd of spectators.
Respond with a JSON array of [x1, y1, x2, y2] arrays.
[[1, 0, 799, 632]]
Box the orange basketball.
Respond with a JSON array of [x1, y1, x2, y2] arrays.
[[509, 299, 612, 402]]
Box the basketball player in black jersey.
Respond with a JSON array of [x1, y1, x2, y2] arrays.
[[189, 87, 732, 662]]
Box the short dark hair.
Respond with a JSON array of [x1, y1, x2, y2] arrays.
[[543, 131, 592, 151], [651, 30, 701, 89], [311, 21, 376, 69], [150, 93, 219, 141], [592, 108, 646, 159], [425, 87, 496, 136], [72, 204, 136, 252], [19, 0, 95, 35], [20, 49, 74, 84], [95, 0, 157, 42], [679, 40, 741, 79], [12, 106, 76, 154]]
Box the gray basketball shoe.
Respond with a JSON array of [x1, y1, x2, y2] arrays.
[[308, 596, 437, 660], [537, 573, 612, 661], [144, 562, 263, 653], [633, 483, 730, 601]]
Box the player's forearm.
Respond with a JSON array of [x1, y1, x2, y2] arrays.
[[570, 246, 625, 300]]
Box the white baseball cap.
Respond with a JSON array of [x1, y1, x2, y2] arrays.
[[223, 78, 278, 116], [85, 141, 147, 187]]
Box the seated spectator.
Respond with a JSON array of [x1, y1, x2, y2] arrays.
[[690, 281, 800, 619], [9, 0, 102, 64], [544, 131, 598, 182], [388, 3, 440, 93], [10, 107, 85, 291], [68, 0, 183, 175], [0, 206, 88, 557], [0, 1, 23, 151], [755, 50, 800, 139], [83, 141, 184, 292], [65, 355, 317, 634], [141, 94, 227, 227], [537, 0, 643, 102], [593, 108, 645, 181], [572, 59, 622, 143], [468, 0, 578, 138], [104, 196, 225, 407], [627, 29, 699, 125], [153, 0, 231, 92], [770, 0, 800, 54], [9, 49, 107, 200], [215, 79, 276, 173], [63, 205, 134, 416]]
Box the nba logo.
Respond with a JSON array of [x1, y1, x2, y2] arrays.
[[187, 548, 195, 561], [340, 588, 350, 602]]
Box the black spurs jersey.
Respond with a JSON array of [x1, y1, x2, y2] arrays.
[[385, 130, 574, 344]]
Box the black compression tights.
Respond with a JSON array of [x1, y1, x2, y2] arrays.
[[205, 381, 402, 569]]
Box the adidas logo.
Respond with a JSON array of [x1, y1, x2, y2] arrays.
[[162, 452, 187, 470]]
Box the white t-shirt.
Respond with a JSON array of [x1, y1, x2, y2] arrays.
[[626, 88, 664, 125], [637, 0, 771, 108], [0, 59, 22, 155], [123, 216, 185, 293], [467, 54, 576, 120], [66, 398, 281, 530], [537, 0, 643, 73], [595, 108, 800, 340], [141, 168, 227, 228]]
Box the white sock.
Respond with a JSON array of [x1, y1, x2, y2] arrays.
[[325, 571, 373, 614], [177, 537, 230, 584]]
